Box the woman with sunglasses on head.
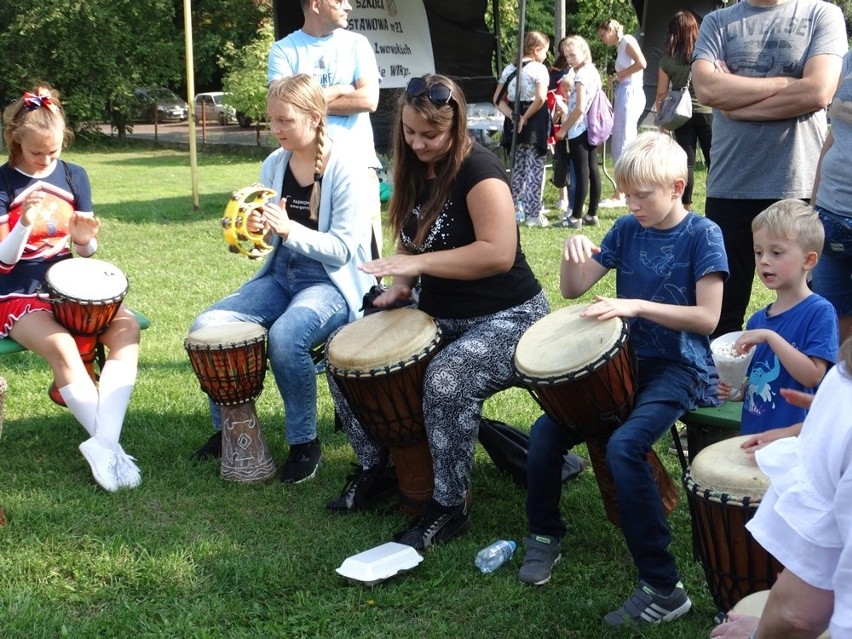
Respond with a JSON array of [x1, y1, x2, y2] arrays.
[[326, 74, 549, 550], [188, 74, 376, 484]]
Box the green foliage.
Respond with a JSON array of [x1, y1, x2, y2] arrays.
[[488, 0, 639, 76], [0, 0, 181, 128], [187, 0, 272, 90], [220, 19, 275, 127]]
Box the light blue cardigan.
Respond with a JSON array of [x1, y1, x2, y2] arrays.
[[254, 146, 377, 322]]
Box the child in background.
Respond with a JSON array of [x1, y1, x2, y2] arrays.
[[0, 87, 142, 492], [549, 71, 575, 218], [520, 132, 727, 628], [718, 199, 838, 447]]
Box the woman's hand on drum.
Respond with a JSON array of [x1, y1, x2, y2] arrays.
[[69, 211, 100, 246], [261, 199, 291, 239], [580, 295, 638, 321], [368, 283, 412, 308], [708, 612, 759, 638], [563, 235, 600, 264], [360, 254, 422, 280]]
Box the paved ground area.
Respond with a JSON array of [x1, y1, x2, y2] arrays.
[[97, 121, 276, 149]]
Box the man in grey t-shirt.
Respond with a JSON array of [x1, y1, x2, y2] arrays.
[[693, 0, 846, 337]]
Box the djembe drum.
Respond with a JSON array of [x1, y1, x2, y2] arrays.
[[684, 435, 783, 612], [43, 258, 129, 405], [514, 303, 680, 527], [185, 323, 276, 482], [326, 308, 442, 518]]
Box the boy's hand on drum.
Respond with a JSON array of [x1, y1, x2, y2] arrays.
[[563, 235, 600, 264], [69, 211, 100, 245], [580, 295, 638, 321]]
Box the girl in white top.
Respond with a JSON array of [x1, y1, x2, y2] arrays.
[[553, 35, 603, 228], [598, 19, 647, 207]]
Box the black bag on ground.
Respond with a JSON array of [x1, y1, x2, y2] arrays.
[[478, 418, 588, 487]]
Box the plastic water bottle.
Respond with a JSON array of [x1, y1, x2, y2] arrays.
[[515, 198, 525, 223], [474, 539, 517, 573]]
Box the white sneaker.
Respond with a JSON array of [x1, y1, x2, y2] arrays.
[[79, 438, 120, 492], [525, 214, 549, 227], [599, 197, 626, 208], [114, 444, 142, 489]]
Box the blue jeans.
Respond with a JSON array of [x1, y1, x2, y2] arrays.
[[526, 359, 700, 590], [190, 247, 348, 444], [813, 206, 852, 315]]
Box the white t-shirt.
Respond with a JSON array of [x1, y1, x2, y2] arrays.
[[747, 362, 852, 636]]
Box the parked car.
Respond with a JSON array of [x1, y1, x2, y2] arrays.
[[194, 91, 237, 125], [131, 87, 189, 123]]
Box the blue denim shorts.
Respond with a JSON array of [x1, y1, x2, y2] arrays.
[[812, 207, 852, 314]]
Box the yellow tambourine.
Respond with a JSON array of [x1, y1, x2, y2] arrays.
[[221, 184, 276, 259]]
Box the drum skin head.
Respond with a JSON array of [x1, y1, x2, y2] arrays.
[[45, 258, 128, 301], [327, 308, 440, 373], [186, 322, 267, 347], [689, 435, 769, 498], [514, 304, 625, 381]]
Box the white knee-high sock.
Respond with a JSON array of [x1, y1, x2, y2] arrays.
[[94, 359, 138, 447], [58, 379, 99, 437]]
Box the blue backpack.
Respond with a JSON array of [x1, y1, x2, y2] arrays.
[[585, 87, 614, 147]]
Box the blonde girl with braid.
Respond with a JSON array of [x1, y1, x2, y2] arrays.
[[189, 74, 376, 483]]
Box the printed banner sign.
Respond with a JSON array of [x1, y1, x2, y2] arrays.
[[347, 0, 435, 88]]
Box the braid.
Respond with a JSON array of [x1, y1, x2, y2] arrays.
[[309, 118, 326, 221]]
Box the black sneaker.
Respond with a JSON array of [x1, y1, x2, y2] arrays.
[[191, 431, 222, 461], [326, 461, 399, 513], [280, 438, 322, 484], [393, 499, 471, 551]]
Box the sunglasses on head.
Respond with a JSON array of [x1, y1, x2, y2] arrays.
[[405, 77, 454, 106]]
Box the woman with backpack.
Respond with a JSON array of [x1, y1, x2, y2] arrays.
[[493, 31, 551, 227], [553, 35, 603, 228]]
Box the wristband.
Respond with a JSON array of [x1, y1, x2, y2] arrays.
[[73, 237, 98, 256]]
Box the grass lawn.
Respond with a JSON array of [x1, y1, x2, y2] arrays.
[[0, 141, 772, 638]]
